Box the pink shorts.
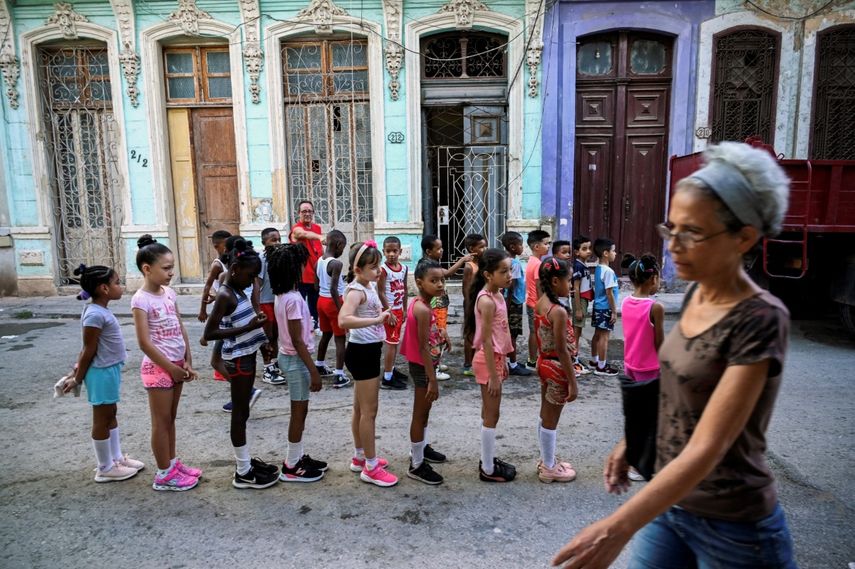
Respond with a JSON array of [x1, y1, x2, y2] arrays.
[[384, 308, 404, 345], [472, 350, 508, 385], [141, 359, 184, 389]]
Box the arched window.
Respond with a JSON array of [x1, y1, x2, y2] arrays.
[[710, 28, 779, 143], [422, 31, 506, 79], [811, 25, 855, 159]]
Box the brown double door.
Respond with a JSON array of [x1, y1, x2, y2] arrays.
[[574, 31, 673, 260]]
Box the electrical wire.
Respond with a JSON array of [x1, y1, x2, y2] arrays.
[[744, 0, 838, 21]]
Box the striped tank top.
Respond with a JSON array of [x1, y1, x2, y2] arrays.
[[220, 284, 267, 360]]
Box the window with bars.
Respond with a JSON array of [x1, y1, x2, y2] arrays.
[[710, 28, 779, 144], [422, 32, 506, 79], [164, 46, 232, 105], [811, 25, 855, 160]]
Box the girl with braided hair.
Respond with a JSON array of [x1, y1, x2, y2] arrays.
[[61, 264, 145, 483], [534, 257, 579, 483]]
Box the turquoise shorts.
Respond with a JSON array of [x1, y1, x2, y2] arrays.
[[278, 353, 310, 402], [84, 362, 123, 405]]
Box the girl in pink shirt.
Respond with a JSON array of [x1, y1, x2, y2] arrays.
[[620, 254, 665, 382]]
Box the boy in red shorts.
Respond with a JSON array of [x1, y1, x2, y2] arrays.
[[379, 236, 409, 390], [258, 228, 286, 385], [314, 230, 351, 388]]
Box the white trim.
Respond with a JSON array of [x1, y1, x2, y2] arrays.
[[695, 13, 795, 155], [263, 17, 387, 227], [9, 226, 50, 237], [373, 220, 425, 233], [405, 11, 525, 225], [140, 19, 248, 283], [796, 13, 855, 159], [20, 21, 133, 283]]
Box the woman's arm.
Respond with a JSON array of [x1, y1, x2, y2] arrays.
[[478, 295, 500, 396], [651, 301, 665, 351], [291, 226, 324, 241], [552, 359, 772, 569], [338, 289, 389, 330], [415, 302, 439, 402], [133, 309, 187, 381], [551, 307, 578, 403], [288, 317, 322, 392]]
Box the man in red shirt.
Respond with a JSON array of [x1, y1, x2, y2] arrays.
[[289, 200, 324, 330]]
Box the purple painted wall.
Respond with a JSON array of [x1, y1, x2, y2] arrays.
[[541, 0, 715, 282]]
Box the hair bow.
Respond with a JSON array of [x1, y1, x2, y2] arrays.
[[364, 240, 378, 249]]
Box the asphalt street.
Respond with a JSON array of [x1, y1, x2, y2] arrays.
[[0, 298, 852, 568]]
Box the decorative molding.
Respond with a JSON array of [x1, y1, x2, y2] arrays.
[[110, 0, 141, 107], [168, 0, 212, 36], [0, 0, 20, 109], [525, 0, 544, 98], [297, 0, 349, 35], [382, 0, 403, 100], [437, 0, 489, 30], [46, 2, 89, 40], [238, 0, 263, 103]]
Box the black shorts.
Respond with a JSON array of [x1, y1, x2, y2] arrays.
[[223, 353, 257, 380], [408, 361, 428, 388], [345, 342, 383, 381], [507, 301, 523, 337]]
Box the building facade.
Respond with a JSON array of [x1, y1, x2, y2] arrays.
[[0, 0, 547, 295]]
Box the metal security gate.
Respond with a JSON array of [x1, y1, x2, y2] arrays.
[[38, 45, 122, 284], [282, 39, 373, 243], [811, 25, 855, 160]]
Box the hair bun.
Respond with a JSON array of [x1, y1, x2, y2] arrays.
[[73, 263, 87, 276], [620, 254, 637, 269], [137, 234, 157, 249]]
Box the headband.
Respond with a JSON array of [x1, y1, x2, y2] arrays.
[[353, 240, 377, 269], [689, 161, 763, 230]]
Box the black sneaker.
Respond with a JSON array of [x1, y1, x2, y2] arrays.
[[594, 364, 620, 377], [423, 445, 447, 464], [495, 457, 517, 476], [381, 377, 407, 390], [250, 457, 279, 475], [407, 461, 444, 485], [526, 360, 538, 369], [332, 374, 352, 389], [507, 364, 533, 376], [279, 458, 324, 483], [479, 458, 516, 482], [300, 454, 328, 472], [392, 368, 409, 381], [233, 465, 279, 489], [316, 365, 335, 377]]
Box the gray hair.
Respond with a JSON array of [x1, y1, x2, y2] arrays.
[[676, 142, 790, 237]]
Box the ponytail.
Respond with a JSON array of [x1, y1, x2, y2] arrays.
[[538, 257, 571, 312], [620, 253, 659, 286], [463, 248, 508, 339]]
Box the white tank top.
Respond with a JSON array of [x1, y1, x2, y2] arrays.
[[345, 280, 386, 344], [382, 262, 408, 310], [317, 256, 348, 298], [211, 258, 227, 295]]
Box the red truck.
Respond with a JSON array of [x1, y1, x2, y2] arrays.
[[669, 138, 855, 334]]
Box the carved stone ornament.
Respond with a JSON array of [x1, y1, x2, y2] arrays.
[[524, 0, 544, 97], [438, 0, 488, 30], [46, 2, 89, 40], [297, 0, 349, 35], [110, 0, 141, 107], [526, 45, 542, 98], [382, 0, 403, 100], [238, 0, 263, 103], [168, 0, 212, 37], [0, 0, 20, 109]]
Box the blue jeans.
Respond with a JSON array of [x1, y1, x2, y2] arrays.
[[629, 504, 797, 569]]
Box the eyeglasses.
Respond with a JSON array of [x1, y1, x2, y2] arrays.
[[299, 209, 314, 214], [656, 223, 729, 250]]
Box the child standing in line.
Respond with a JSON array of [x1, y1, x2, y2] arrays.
[[551, 240, 573, 305], [461, 233, 487, 376], [591, 238, 619, 376], [338, 240, 396, 487], [534, 258, 580, 483], [315, 229, 351, 388], [420, 235, 471, 381], [525, 230, 551, 368], [258, 227, 286, 385], [132, 235, 201, 492], [197, 230, 231, 323], [465, 248, 517, 483], [269, 243, 328, 483], [203, 238, 279, 490], [400, 258, 451, 485], [552, 240, 590, 377], [379, 236, 409, 391], [571, 236, 594, 373], [63, 264, 144, 483], [500, 232, 532, 377]]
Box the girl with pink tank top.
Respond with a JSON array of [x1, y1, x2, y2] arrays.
[[619, 254, 666, 382], [463, 249, 517, 483]]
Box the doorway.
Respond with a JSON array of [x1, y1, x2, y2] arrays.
[[574, 31, 673, 261]]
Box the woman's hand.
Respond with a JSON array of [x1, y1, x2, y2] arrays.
[[426, 379, 439, 402], [604, 442, 631, 495], [551, 516, 632, 569]]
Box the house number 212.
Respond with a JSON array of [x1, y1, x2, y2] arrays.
[[130, 150, 148, 168]]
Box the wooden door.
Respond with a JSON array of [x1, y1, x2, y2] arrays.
[[191, 107, 240, 263], [575, 32, 672, 261]]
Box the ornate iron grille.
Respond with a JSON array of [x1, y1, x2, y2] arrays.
[[38, 45, 122, 285], [282, 39, 372, 243], [711, 29, 778, 144], [811, 26, 855, 159], [423, 32, 506, 79]]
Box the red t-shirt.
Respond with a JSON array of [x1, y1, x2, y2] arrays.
[[290, 222, 324, 284]]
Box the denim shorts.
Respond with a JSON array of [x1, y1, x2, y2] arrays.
[[629, 503, 796, 569], [278, 353, 310, 401]]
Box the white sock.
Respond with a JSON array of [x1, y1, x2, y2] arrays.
[[354, 447, 365, 460], [234, 445, 251, 475], [286, 440, 303, 468], [480, 425, 496, 475], [93, 438, 113, 471], [539, 425, 557, 469], [411, 440, 426, 468], [508, 361, 518, 369], [366, 456, 379, 471], [314, 360, 325, 367], [108, 427, 123, 462], [169, 457, 177, 470], [335, 369, 344, 376], [598, 360, 606, 369], [424, 425, 432, 445], [595, 355, 601, 364], [156, 467, 171, 478], [384, 371, 393, 381]]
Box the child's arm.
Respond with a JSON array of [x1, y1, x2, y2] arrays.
[[414, 301, 439, 402], [651, 301, 666, 351], [202, 290, 264, 341], [198, 261, 224, 322], [174, 299, 197, 379], [462, 263, 474, 300], [329, 260, 344, 310], [550, 305, 578, 403], [64, 326, 101, 392], [443, 253, 472, 278], [402, 267, 409, 318], [133, 309, 188, 382], [572, 277, 583, 321], [288, 316, 323, 392], [377, 268, 390, 311], [478, 295, 501, 397], [338, 289, 390, 330], [606, 287, 618, 324]]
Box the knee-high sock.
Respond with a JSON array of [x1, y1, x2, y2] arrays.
[[93, 438, 113, 471], [108, 427, 123, 462], [480, 425, 496, 475], [539, 425, 557, 469], [234, 445, 251, 475]]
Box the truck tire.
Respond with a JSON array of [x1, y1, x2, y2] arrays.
[[840, 303, 855, 337]]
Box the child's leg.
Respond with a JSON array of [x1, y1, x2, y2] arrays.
[[573, 326, 583, 355], [601, 331, 610, 363], [383, 343, 398, 375], [410, 387, 433, 466], [351, 389, 362, 451], [539, 386, 564, 469], [464, 331, 474, 367], [230, 368, 254, 474], [479, 383, 502, 473], [508, 333, 519, 364], [317, 331, 332, 362], [286, 400, 309, 466], [353, 378, 380, 459], [527, 307, 538, 363], [334, 335, 346, 372], [148, 389, 176, 470], [92, 404, 116, 470], [168, 382, 183, 461]]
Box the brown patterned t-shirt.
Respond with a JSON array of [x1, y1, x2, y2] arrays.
[[656, 287, 789, 522]]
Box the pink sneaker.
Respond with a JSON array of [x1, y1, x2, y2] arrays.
[[94, 463, 138, 483], [152, 466, 199, 492], [537, 460, 577, 483], [174, 459, 202, 478], [116, 455, 145, 471], [349, 456, 388, 473], [360, 463, 398, 487]]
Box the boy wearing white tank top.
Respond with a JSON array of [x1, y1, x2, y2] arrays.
[[314, 230, 351, 388]]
